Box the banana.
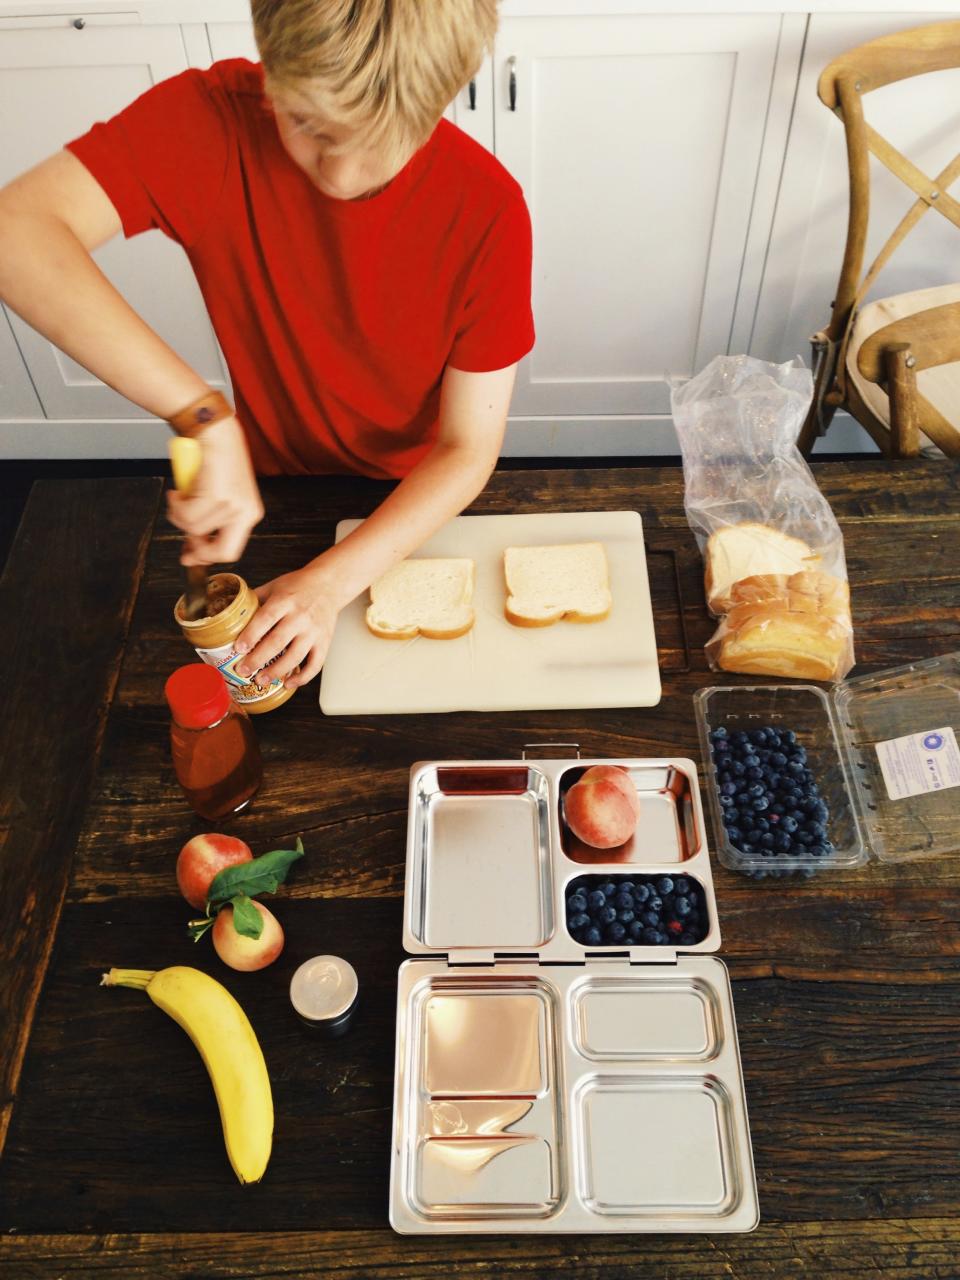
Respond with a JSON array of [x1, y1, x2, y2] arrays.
[[102, 965, 273, 1184]]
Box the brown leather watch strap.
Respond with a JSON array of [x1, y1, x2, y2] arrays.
[[167, 390, 234, 437]]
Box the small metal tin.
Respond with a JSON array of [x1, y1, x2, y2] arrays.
[[290, 955, 358, 1037], [390, 755, 759, 1235]]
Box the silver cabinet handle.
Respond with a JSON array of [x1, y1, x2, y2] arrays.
[[508, 56, 517, 111], [468, 78, 477, 110], [73, 16, 86, 28]]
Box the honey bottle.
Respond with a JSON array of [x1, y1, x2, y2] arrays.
[[165, 664, 263, 821]]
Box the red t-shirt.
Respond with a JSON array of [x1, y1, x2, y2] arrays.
[[66, 60, 535, 477]]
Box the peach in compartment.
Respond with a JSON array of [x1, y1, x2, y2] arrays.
[[560, 763, 702, 864]]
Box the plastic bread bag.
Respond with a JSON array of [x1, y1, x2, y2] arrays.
[[670, 354, 854, 682]]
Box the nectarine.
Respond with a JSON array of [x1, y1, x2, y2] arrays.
[[212, 900, 285, 972], [563, 765, 641, 849], [177, 833, 252, 911]]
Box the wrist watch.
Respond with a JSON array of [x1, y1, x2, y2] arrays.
[[167, 389, 234, 437]]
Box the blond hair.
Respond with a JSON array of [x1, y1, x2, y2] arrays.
[[252, 1, 499, 162]]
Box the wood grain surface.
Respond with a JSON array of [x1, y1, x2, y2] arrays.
[[1, 460, 958, 1279]]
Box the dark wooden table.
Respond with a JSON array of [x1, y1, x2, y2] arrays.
[[1, 460, 959, 1279]]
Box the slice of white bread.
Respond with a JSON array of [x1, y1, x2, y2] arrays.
[[504, 542, 612, 627], [366, 558, 475, 640], [705, 523, 821, 614]]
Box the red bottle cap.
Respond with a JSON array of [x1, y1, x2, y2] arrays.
[[165, 663, 232, 729]]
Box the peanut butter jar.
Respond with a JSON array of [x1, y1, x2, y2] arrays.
[[174, 572, 296, 714]]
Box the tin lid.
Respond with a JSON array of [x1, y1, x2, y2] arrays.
[[834, 651, 960, 863], [401, 757, 722, 964], [289, 955, 358, 1024]]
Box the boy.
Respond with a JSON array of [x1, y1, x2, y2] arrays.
[[0, 0, 534, 690]]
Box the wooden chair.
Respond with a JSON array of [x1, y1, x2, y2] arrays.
[[798, 20, 960, 458]]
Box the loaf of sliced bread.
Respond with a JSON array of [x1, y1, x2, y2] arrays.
[[503, 542, 612, 627], [366, 558, 475, 640], [714, 604, 849, 681], [705, 523, 820, 614]]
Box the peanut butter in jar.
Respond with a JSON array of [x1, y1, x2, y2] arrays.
[[174, 572, 296, 714]]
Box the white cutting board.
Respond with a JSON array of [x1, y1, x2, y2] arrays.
[[319, 511, 661, 715]]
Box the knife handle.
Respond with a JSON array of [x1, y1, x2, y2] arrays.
[[169, 435, 203, 496]]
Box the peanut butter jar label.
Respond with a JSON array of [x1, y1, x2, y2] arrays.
[[194, 641, 284, 705]]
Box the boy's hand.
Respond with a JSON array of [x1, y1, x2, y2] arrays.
[[234, 564, 341, 689], [166, 416, 264, 565]]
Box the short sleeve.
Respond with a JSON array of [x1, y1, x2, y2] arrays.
[[65, 67, 231, 248], [448, 188, 535, 372]]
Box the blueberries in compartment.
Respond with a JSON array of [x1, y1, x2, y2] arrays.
[[565, 873, 708, 946], [708, 724, 835, 875]]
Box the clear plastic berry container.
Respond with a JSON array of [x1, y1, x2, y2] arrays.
[[693, 653, 960, 879]]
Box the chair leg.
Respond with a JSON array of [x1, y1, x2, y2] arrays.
[[883, 344, 921, 458]]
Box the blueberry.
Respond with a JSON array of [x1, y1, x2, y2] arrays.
[[620, 881, 635, 894], [618, 908, 636, 925], [730, 759, 746, 777], [720, 794, 736, 809], [679, 931, 697, 945], [725, 807, 741, 825], [647, 894, 663, 913], [674, 877, 690, 894], [633, 883, 650, 905], [809, 844, 825, 858], [752, 796, 770, 812], [745, 767, 763, 782], [787, 760, 804, 776], [782, 730, 797, 746], [740, 841, 756, 854], [657, 876, 674, 895], [567, 893, 588, 913], [797, 831, 814, 846], [605, 921, 627, 943], [598, 904, 617, 924], [759, 833, 774, 848], [675, 896, 692, 917], [639, 927, 658, 944], [601, 881, 617, 899], [743, 754, 760, 769], [628, 919, 644, 940], [641, 909, 659, 928], [710, 726, 728, 740], [780, 816, 798, 834], [731, 731, 749, 747], [587, 889, 606, 910], [584, 926, 602, 946], [770, 751, 787, 767], [774, 833, 792, 852], [720, 781, 738, 798], [725, 825, 742, 844], [712, 740, 731, 756], [615, 892, 633, 910], [568, 911, 591, 930]]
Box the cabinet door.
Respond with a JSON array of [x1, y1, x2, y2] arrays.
[[751, 11, 960, 368], [0, 306, 42, 420], [206, 23, 494, 150], [494, 15, 783, 418], [0, 22, 230, 420]]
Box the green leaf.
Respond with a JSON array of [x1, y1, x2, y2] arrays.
[[188, 916, 214, 944], [230, 894, 264, 939], [206, 837, 305, 911]]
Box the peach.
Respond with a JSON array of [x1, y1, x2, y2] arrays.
[[212, 900, 285, 972], [177, 833, 253, 911], [563, 766, 641, 849]]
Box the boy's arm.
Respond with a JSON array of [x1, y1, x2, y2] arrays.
[[235, 362, 517, 687], [0, 150, 263, 561]]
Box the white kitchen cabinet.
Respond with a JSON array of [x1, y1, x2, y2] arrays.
[[0, 305, 42, 421], [0, 19, 230, 432], [493, 14, 790, 421], [205, 21, 495, 151]]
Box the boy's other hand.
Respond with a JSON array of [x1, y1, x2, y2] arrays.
[[166, 416, 264, 564], [233, 564, 340, 690]]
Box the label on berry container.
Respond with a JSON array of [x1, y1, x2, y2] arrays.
[[875, 726, 960, 801]]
